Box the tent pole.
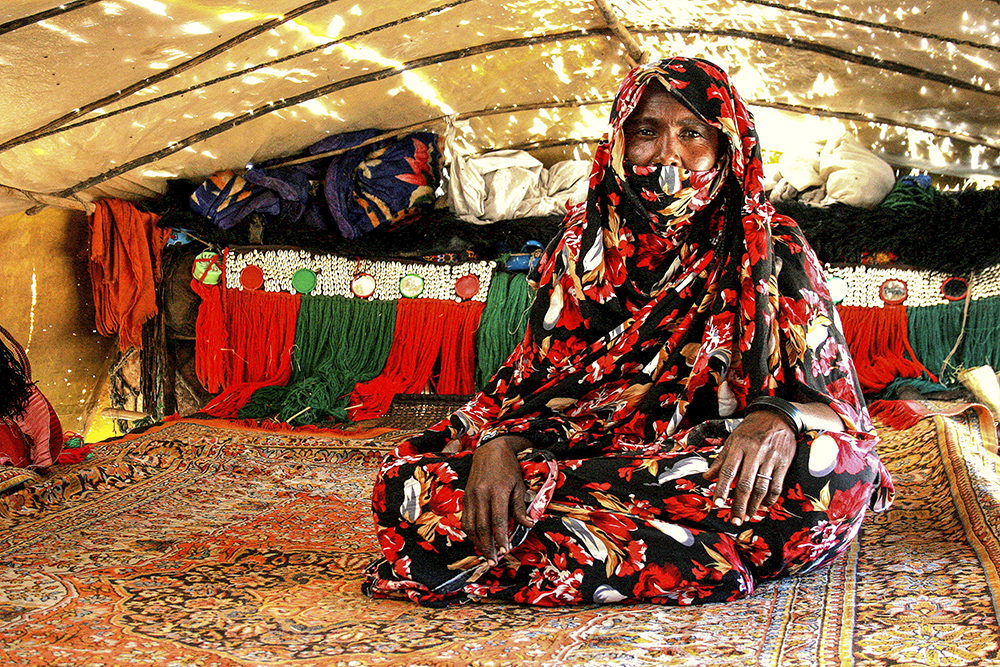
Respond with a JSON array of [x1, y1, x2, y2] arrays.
[[593, 0, 648, 67], [38, 29, 611, 205]]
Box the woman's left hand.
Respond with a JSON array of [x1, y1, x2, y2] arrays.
[[704, 410, 797, 526]]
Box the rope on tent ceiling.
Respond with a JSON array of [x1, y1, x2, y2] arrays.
[[0, 0, 103, 36], [740, 0, 1000, 54], [635, 25, 1000, 100], [752, 100, 1000, 152], [0, 185, 93, 214], [0, 0, 344, 155], [29, 28, 615, 212], [497, 96, 1000, 163], [9, 0, 478, 150], [264, 96, 615, 169], [594, 0, 649, 67]]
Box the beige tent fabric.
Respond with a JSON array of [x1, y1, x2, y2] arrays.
[[0, 0, 997, 216]]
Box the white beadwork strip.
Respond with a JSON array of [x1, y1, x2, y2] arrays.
[[825, 263, 1000, 308], [225, 248, 496, 303]]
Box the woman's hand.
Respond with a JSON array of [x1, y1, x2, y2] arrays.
[[704, 410, 797, 526], [461, 435, 535, 565]]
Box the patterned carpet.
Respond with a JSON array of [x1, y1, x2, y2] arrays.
[[1, 408, 999, 666]]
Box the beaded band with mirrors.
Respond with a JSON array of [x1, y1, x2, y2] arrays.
[[824, 263, 1000, 308], [225, 247, 496, 303]]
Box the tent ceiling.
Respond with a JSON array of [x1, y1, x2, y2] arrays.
[[0, 0, 997, 216]]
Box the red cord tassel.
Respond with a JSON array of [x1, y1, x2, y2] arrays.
[[349, 299, 485, 420], [198, 288, 300, 417], [838, 304, 936, 394]]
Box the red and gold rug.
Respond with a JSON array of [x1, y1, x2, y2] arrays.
[[1, 410, 998, 666]]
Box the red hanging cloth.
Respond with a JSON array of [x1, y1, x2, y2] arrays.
[[196, 287, 300, 417], [88, 199, 170, 350]]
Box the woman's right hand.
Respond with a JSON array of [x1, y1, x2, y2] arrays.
[[461, 435, 534, 565]]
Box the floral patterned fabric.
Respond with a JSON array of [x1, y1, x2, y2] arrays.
[[364, 57, 894, 607]]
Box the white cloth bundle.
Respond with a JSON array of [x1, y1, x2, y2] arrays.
[[768, 132, 896, 209], [447, 145, 588, 223]]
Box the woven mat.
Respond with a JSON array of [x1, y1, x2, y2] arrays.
[[1, 407, 999, 665], [365, 393, 470, 430]]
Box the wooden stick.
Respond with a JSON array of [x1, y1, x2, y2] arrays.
[[23, 0, 476, 146], [0, 184, 94, 213], [102, 408, 150, 421], [593, 0, 648, 67], [749, 99, 1000, 152], [264, 96, 614, 169], [739, 0, 1000, 54], [633, 24, 1000, 100]]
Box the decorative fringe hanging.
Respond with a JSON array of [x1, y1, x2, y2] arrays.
[[190, 265, 228, 393], [907, 300, 966, 383], [961, 296, 1000, 372], [239, 296, 397, 425], [349, 298, 485, 420], [199, 287, 300, 417], [868, 399, 928, 430], [905, 295, 1000, 384], [878, 376, 949, 399], [837, 304, 936, 394], [437, 300, 486, 395], [475, 272, 533, 389]]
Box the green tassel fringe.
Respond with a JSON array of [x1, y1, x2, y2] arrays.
[[239, 296, 397, 425], [907, 295, 1000, 384], [475, 273, 534, 390]]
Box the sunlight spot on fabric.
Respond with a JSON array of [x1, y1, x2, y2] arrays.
[[401, 71, 456, 116], [125, 0, 166, 16], [27, 270, 37, 353], [299, 100, 332, 116], [38, 21, 88, 43], [181, 22, 212, 35], [327, 16, 345, 37]]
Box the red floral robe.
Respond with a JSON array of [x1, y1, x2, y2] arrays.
[[363, 57, 893, 607]]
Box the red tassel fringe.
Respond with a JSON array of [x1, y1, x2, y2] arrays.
[[349, 299, 485, 420], [868, 399, 925, 430], [197, 287, 300, 418], [838, 304, 936, 394]]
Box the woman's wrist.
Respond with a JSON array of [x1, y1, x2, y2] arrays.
[[745, 396, 805, 435], [480, 434, 533, 454]]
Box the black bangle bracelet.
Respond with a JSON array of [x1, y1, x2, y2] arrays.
[[745, 396, 806, 435]]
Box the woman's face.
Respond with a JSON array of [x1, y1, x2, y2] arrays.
[[622, 82, 721, 171]]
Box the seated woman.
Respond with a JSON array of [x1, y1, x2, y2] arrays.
[[363, 56, 894, 607]]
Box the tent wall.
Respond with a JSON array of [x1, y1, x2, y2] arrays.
[[0, 209, 115, 437]]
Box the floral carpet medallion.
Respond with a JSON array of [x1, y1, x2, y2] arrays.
[[1, 410, 999, 666]]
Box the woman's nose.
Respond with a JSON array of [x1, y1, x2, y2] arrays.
[[652, 136, 683, 167]]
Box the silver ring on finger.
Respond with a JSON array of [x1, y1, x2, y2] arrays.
[[755, 473, 772, 482]]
